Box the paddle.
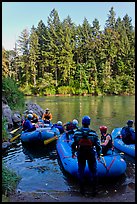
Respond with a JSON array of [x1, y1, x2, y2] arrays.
[[10, 126, 22, 134], [10, 131, 58, 144], [44, 135, 58, 145], [10, 133, 21, 142]]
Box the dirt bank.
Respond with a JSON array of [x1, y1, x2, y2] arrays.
[[8, 186, 135, 202]]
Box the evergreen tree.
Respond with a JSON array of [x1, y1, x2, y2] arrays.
[[2, 47, 9, 78], [36, 20, 48, 78], [105, 7, 116, 29], [59, 16, 76, 86], [47, 8, 62, 87], [17, 28, 30, 85], [29, 25, 39, 87]]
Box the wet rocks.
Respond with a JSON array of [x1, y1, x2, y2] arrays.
[[25, 102, 44, 118]]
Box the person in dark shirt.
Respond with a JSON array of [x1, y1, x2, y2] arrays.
[[71, 115, 101, 196], [121, 120, 135, 144], [22, 114, 36, 132], [52, 121, 64, 134], [99, 126, 113, 155], [29, 110, 39, 123], [63, 119, 79, 140]]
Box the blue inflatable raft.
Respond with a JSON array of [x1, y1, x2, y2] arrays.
[[111, 128, 135, 158], [21, 125, 60, 145], [56, 132, 127, 178]]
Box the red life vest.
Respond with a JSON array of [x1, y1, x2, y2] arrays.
[[78, 138, 93, 147]]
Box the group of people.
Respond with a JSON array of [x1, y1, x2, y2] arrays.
[[22, 108, 135, 196], [69, 116, 135, 196], [22, 108, 53, 131]]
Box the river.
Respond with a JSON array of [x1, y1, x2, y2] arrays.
[[2, 95, 135, 200]]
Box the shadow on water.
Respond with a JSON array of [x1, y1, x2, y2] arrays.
[[22, 142, 57, 161]]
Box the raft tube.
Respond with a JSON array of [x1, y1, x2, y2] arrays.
[[56, 132, 127, 178], [111, 128, 135, 157], [21, 126, 60, 145]]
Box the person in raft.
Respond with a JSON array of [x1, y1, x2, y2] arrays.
[[99, 125, 113, 155], [28, 110, 39, 123], [63, 119, 79, 140], [42, 108, 52, 124], [22, 114, 36, 132], [52, 121, 64, 134], [121, 120, 135, 144]]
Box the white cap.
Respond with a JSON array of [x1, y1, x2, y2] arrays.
[[57, 121, 62, 126], [72, 119, 78, 125], [46, 108, 49, 111], [28, 114, 33, 119]]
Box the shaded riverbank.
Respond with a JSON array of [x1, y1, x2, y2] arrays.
[[8, 185, 135, 202]]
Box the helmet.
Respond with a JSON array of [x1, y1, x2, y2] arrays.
[[57, 121, 62, 126], [29, 110, 33, 114], [82, 116, 91, 125], [99, 126, 107, 133], [72, 119, 78, 125], [46, 108, 49, 111], [27, 114, 33, 120], [127, 120, 133, 126]]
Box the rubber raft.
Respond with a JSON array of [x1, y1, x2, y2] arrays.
[[56, 132, 127, 178], [21, 125, 60, 145], [111, 127, 135, 157]]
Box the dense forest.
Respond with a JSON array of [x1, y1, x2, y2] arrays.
[[2, 7, 135, 96]]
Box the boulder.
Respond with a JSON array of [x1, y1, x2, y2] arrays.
[[2, 141, 12, 150], [12, 112, 22, 128], [2, 102, 13, 129], [25, 102, 44, 118]]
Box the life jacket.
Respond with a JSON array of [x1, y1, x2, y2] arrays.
[[43, 113, 52, 120], [53, 124, 64, 134], [121, 126, 133, 144], [22, 119, 36, 132], [74, 129, 97, 151], [101, 133, 113, 149], [66, 122, 77, 131]]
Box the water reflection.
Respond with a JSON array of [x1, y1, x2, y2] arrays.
[[25, 95, 135, 135]]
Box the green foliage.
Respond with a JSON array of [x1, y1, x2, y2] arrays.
[[121, 75, 135, 95], [2, 77, 25, 110], [2, 194, 10, 202], [94, 87, 103, 96], [2, 48, 9, 78], [74, 88, 88, 95], [19, 84, 32, 96], [43, 87, 56, 95], [57, 86, 73, 94], [2, 161, 21, 196], [57, 86, 89, 95], [2, 118, 9, 141]]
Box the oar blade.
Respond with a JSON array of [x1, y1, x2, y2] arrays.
[[10, 127, 22, 134], [44, 136, 58, 145], [10, 134, 21, 142]]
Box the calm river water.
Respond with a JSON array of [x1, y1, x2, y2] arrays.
[[3, 95, 135, 197]]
